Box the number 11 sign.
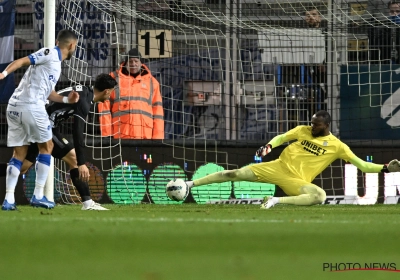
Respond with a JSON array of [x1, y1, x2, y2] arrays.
[[138, 30, 172, 58]]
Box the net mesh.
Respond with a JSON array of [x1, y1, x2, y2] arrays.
[[29, 0, 400, 204]]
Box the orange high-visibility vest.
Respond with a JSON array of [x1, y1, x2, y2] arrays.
[[98, 63, 164, 139]]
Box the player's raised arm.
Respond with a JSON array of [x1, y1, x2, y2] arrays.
[[0, 57, 31, 80], [349, 156, 400, 173]]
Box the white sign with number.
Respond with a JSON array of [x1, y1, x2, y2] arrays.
[[138, 30, 172, 58]]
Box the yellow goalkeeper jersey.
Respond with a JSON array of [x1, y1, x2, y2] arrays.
[[278, 125, 356, 182]]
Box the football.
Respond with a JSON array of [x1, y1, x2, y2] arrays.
[[166, 179, 189, 201]]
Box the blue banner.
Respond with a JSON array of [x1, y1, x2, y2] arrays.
[[33, 0, 113, 79], [340, 65, 400, 139], [0, 0, 16, 104]]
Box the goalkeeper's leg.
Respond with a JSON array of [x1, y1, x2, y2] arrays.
[[187, 167, 257, 188], [279, 184, 326, 205], [262, 184, 326, 209]]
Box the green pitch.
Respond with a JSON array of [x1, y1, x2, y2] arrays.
[[0, 204, 399, 280]]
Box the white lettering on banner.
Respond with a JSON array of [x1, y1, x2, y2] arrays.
[[345, 164, 378, 204], [33, 1, 113, 79], [344, 163, 400, 205], [361, 173, 379, 205], [384, 172, 400, 204], [344, 164, 358, 197]]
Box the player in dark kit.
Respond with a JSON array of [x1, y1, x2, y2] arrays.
[[19, 73, 117, 210]]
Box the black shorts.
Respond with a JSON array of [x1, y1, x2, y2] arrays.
[[25, 129, 75, 163]]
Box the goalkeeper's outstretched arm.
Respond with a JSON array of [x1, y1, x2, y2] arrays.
[[255, 134, 289, 157], [267, 134, 288, 149], [349, 156, 400, 173]]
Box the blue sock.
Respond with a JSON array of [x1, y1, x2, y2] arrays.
[[34, 154, 51, 200], [5, 158, 23, 204]]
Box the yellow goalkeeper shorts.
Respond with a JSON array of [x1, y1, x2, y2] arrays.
[[248, 159, 320, 196]]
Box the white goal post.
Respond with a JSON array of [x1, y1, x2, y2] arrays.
[[43, 0, 56, 203]]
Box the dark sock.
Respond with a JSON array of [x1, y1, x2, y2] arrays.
[[70, 168, 92, 202]]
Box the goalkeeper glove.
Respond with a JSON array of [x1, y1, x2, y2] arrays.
[[255, 144, 272, 158], [386, 159, 400, 173]]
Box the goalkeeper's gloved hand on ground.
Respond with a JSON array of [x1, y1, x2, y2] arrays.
[[255, 144, 272, 158], [387, 159, 400, 172]]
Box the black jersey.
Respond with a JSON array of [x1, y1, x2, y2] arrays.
[[47, 85, 94, 165]]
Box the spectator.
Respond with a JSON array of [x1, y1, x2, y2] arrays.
[[389, 0, 400, 22], [304, 7, 327, 114], [305, 7, 322, 28], [369, 1, 400, 64], [98, 48, 164, 139], [388, 0, 400, 62]]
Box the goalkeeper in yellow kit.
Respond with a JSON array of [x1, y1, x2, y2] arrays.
[[185, 110, 400, 208]]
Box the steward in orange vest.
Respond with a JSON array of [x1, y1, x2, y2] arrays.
[[98, 49, 164, 139]]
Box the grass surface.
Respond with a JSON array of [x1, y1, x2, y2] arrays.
[[1, 204, 400, 280]]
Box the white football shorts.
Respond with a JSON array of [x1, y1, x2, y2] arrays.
[[6, 103, 52, 147]]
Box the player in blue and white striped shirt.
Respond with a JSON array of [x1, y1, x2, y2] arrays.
[[0, 29, 79, 211]]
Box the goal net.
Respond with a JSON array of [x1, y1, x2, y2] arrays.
[[26, 0, 400, 205]]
